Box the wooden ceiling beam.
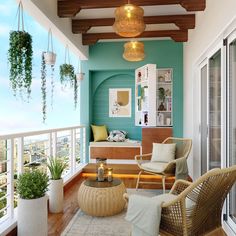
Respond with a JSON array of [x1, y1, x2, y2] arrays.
[[72, 14, 195, 33], [58, 0, 205, 17], [82, 30, 188, 45]]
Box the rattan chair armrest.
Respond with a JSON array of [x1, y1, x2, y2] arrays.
[[163, 156, 187, 173], [135, 153, 152, 167], [169, 179, 192, 195]]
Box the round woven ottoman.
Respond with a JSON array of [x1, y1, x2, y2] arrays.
[[78, 178, 126, 216]]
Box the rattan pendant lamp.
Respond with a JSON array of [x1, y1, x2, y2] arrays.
[[113, 1, 146, 37], [123, 41, 145, 61]]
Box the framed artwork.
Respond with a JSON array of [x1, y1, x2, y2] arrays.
[[109, 88, 131, 117]]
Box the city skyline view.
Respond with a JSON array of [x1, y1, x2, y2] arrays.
[[0, 0, 81, 135]]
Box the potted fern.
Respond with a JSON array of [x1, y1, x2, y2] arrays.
[[17, 170, 49, 236], [47, 157, 67, 213]]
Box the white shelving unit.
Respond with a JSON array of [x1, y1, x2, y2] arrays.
[[156, 68, 173, 126], [135, 65, 173, 127], [135, 64, 157, 126]]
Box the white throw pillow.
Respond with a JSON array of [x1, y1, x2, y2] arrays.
[[151, 143, 176, 163]]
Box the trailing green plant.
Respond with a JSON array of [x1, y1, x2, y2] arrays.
[[60, 63, 78, 108], [41, 52, 46, 122], [50, 64, 55, 109], [17, 170, 49, 199], [47, 157, 67, 180], [158, 87, 165, 102], [8, 30, 33, 98]]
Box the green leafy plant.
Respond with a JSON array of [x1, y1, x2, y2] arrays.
[[60, 63, 78, 108], [47, 157, 67, 180], [8, 30, 33, 98], [17, 170, 49, 199]]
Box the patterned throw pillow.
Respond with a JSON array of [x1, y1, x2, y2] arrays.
[[107, 130, 127, 142]]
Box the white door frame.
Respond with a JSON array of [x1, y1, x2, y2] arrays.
[[225, 29, 236, 233]]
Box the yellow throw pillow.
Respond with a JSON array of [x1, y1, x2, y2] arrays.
[[91, 125, 108, 142]]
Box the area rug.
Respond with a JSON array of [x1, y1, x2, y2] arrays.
[[61, 189, 161, 236]]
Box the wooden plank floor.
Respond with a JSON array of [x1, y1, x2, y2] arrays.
[[48, 177, 85, 236]]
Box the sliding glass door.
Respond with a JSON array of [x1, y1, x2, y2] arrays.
[[198, 32, 236, 233], [200, 64, 208, 174], [208, 50, 222, 169], [227, 36, 236, 229]]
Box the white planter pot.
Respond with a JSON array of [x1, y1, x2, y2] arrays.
[[44, 51, 56, 65], [18, 195, 48, 236], [76, 72, 84, 81], [48, 179, 64, 213]]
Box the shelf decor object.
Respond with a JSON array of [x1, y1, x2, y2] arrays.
[[123, 41, 145, 61], [113, 1, 145, 37]]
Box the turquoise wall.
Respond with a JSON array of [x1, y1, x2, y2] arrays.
[[80, 40, 183, 156], [91, 71, 141, 140]]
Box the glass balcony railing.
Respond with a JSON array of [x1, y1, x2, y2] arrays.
[[0, 125, 86, 227]]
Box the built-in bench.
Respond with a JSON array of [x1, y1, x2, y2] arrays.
[[89, 140, 142, 162]]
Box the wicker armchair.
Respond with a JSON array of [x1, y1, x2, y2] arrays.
[[125, 165, 236, 236], [160, 165, 236, 235], [135, 137, 192, 192]]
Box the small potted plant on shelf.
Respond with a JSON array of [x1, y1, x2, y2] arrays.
[[17, 169, 49, 236], [8, 2, 33, 99], [47, 157, 67, 213], [158, 87, 166, 111]]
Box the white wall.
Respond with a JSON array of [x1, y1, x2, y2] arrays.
[[20, 0, 88, 60], [184, 0, 236, 179]]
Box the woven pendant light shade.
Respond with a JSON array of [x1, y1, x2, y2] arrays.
[[123, 41, 145, 62], [113, 4, 145, 37]]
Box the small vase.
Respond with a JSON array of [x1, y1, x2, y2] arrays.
[[158, 102, 165, 111]]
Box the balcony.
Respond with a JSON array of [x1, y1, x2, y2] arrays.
[[0, 125, 86, 235]]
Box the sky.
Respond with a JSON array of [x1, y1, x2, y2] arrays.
[[0, 0, 81, 134]]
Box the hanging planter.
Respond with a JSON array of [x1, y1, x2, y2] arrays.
[[59, 45, 78, 109], [8, 2, 33, 98], [43, 29, 56, 65], [75, 60, 85, 82], [40, 29, 56, 123]]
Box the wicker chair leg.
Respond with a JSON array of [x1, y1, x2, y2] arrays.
[[162, 175, 166, 193], [136, 170, 142, 190]]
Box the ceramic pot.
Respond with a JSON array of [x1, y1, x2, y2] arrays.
[[18, 195, 48, 236], [48, 179, 64, 213], [76, 72, 84, 81], [44, 51, 56, 65]]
